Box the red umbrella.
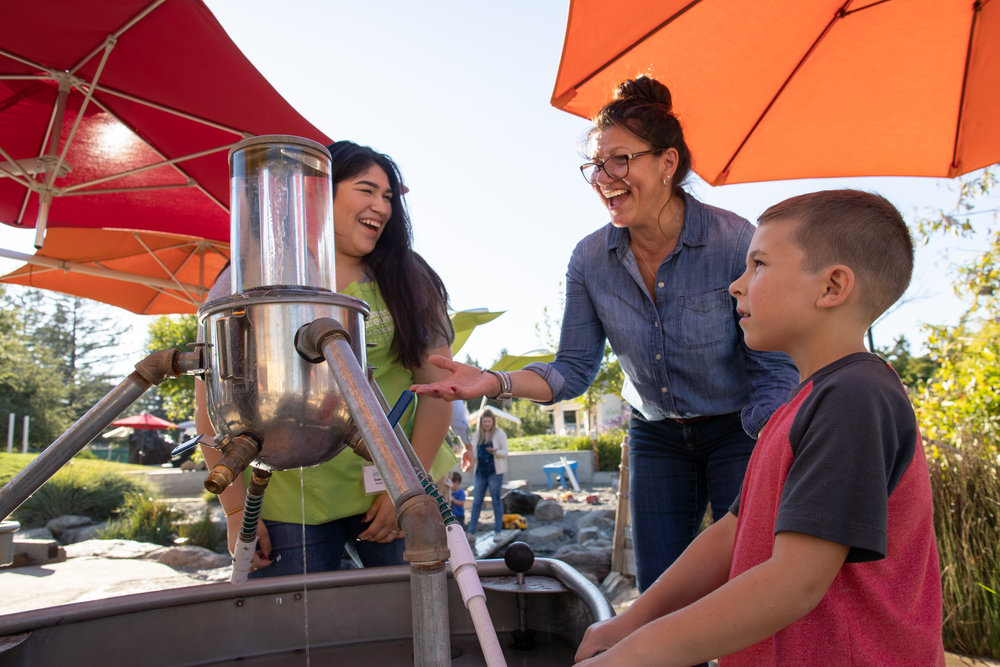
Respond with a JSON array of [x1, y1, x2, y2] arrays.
[[0, 0, 331, 250], [110, 412, 178, 430], [551, 0, 999, 184]]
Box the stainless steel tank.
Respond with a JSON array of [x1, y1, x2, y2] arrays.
[[199, 290, 369, 470], [199, 135, 368, 470]]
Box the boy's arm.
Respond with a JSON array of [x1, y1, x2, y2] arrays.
[[576, 513, 738, 661], [578, 529, 849, 667]]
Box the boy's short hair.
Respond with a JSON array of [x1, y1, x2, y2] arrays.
[[758, 189, 913, 324], [449, 471, 462, 484]]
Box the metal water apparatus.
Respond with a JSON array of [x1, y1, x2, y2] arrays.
[[0, 136, 506, 667]]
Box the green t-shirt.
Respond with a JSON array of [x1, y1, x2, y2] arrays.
[[257, 280, 456, 524]]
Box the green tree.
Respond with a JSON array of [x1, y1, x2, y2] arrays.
[[145, 314, 198, 422], [0, 287, 72, 448], [877, 335, 937, 391], [504, 398, 552, 438], [536, 289, 624, 434]]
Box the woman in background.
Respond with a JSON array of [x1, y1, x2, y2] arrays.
[[465, 409, 508, 543]]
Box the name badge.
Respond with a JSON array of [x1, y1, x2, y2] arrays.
[[363, 465, 387, 495]]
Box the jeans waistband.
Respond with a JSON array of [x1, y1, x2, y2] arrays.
[[667, 411, 739, 425]]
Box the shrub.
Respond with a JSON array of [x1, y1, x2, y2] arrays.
[[176, 507, 226, 553], [570, 429, 626, 471], [99, 494, 181, 546], [507, 434, 576, 452], [12, 463, 152, 527]]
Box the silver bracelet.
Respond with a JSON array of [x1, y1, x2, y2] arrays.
[[485, 369, 514, 400]]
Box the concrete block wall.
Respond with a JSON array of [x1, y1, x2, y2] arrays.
[[504, 450, 594, 487]]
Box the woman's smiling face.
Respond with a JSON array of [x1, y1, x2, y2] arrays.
[[587, 125, 672, 230], [333, 164, 393, 260]]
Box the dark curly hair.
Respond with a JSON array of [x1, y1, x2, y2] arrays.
[[327, 140, 453, 368]]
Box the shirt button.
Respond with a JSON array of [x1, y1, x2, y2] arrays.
[[654, 321, 659, 327], [658, 281, 664, 288], [661, 387, 668, 394], [655, 354, 662, 360]]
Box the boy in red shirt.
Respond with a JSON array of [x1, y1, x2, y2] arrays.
[[575, 190, 944, 666]]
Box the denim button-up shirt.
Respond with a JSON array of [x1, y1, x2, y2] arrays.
[[525, 192, 798, 437]]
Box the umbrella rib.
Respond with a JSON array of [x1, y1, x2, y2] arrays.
[[75, 94, 231, 213], [715, 1, 854, 184], [59, 144, 234, 193], [567, 0, 706, 93], [67, 0, 168, 79], [131, 232, 200, 304], [949, 2, 983, 176]]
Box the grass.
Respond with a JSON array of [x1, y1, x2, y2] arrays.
[[1, 453, 154, 527], [98, 493, 181, 546], [930, 451, 1000, 658]]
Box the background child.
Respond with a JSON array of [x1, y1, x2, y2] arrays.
[[449, 471, 466, 528], [575, 189, 945, 666]]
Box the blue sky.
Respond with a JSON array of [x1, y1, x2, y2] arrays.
[[2, 0, 996, 374]]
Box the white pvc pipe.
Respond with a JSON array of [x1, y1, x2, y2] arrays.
[[21, 416, 29, 453], [6, 414, 13, 453], [230, 538, 255, 584], [446, 523, 506, 667]]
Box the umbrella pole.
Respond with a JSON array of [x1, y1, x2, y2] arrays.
[[0, 348, 204, 520]]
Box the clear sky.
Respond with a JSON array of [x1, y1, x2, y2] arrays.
[[1, 0, 996, 376]]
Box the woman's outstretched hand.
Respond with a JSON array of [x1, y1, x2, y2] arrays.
[[409, 355, 497, 400]]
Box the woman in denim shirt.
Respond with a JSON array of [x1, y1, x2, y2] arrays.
[[413, 76, 797, 594]]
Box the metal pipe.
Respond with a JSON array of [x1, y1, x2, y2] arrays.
[[297, 317, 453, 664], [410, 562, 451, 667], [0, 347, 205, 520], [0, 371, 150, 519]]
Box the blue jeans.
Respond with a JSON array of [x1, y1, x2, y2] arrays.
[[467, 471, 503, 533], [247, 513, 405, 579], [628, 411, 755, 592]]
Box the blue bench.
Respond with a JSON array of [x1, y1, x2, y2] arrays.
[[542, 460, 579, 490]]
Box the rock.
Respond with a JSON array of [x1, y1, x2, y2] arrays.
[[64, 539, 163, 559], [534, 500, 565, 522], [577, 510, 616, 533], [521, 524, 569, 546], [503, 489, 541, 515], [46, 515, 93, 538], [552, 544, 613, 584], [151, 545, 230, 570], [60, 522, 109, 545], [577, 525, 603, 544], [17, 526, 55, 540]]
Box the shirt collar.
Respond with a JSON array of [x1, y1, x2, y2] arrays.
[[606, 190, 709, 255]]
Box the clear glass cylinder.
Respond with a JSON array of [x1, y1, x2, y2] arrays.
[[229, 135, 334, 292]]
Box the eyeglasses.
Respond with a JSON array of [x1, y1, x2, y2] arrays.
[[579, 149, 663, 184]]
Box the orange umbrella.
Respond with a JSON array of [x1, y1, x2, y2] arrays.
[[110, 412, 177, 430], [551, 0, 999, 185], [0, 227, 227, 314]]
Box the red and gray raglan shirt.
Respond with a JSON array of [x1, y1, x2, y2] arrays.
[[720, 352, 944, 666]]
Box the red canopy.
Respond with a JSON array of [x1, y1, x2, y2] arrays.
[[110, 412, 177, 430], [0, 0, 331, 244]]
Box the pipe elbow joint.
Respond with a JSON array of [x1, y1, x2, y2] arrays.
[[398, 494, 449, 563]]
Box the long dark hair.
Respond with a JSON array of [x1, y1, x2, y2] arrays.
[[327, 140, 453, 368]]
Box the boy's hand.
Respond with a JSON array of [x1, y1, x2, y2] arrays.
[[575, 615, 635, 663], [359, 493, 402, 543]]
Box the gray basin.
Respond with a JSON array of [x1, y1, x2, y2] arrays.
[[0, 558, 611, 666]]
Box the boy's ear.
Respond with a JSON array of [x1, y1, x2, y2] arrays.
[[815, 264, 855, 309]]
